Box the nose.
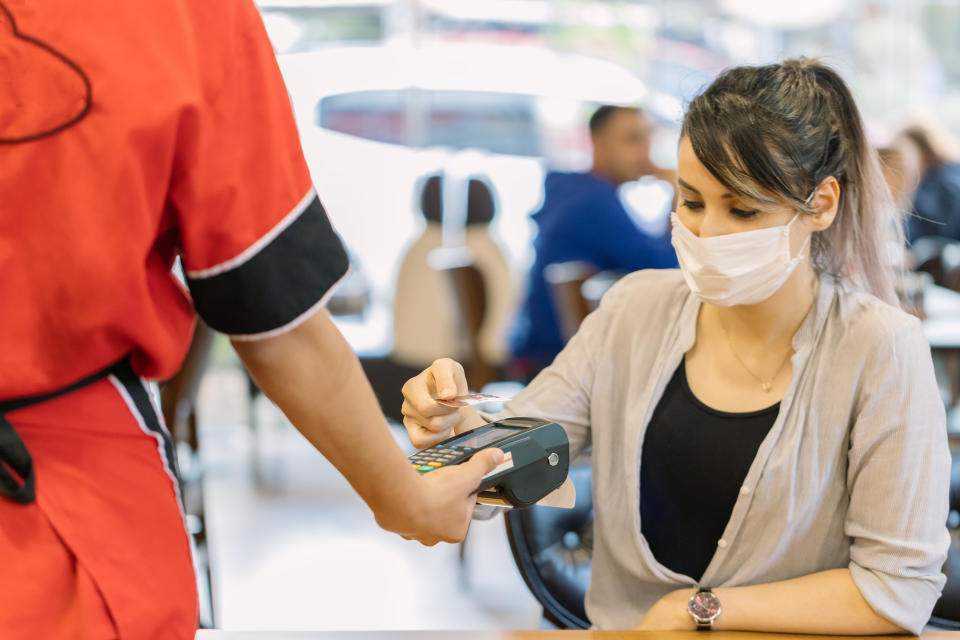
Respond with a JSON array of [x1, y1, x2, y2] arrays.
[[691, 210, 728, 239]]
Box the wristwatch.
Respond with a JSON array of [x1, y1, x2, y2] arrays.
[[687, 587, 722, 631]]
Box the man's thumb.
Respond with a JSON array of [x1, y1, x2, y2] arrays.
[[462, 448, 506, 487]]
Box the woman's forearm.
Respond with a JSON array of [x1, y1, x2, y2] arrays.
[[712, 568, 904, 635]]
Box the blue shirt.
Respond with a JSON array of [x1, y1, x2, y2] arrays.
[[510, 171, 677, 362], [907, 162, 960, 242]]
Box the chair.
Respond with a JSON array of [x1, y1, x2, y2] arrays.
[[159, 320, 217, 628], [440, 260, 497, 390], [500, 448, 960, 630], [930, 435, 960, 627], [913, 237, 960, 288], [544, 262, 597, 343], [392, 172, 513, 377], [581, 270, 628, 313], [943, 244, 960, 292], [914, 241, 960, 409], [504, 462, 593, 629]]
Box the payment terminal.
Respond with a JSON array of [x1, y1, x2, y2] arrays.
[[408, 417, 569, 508]]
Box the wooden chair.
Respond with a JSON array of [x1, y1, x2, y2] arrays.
[[433, 254, 497, 392], [543, 262, 598, 342]]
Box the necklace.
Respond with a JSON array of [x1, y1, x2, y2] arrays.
[[720, 315, 793, 393]]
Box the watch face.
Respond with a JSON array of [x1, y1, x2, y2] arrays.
[[689, 591, 721, 621]]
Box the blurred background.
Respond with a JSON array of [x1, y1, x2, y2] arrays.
[[174, 0, 960, 632]]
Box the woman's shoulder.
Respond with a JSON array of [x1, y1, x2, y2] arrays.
[[583, 269, 692, 346], [827, 278, 923, 354], [598, 268, 689, 315]]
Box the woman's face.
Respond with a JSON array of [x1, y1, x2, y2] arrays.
[[676, 136, 813, 256]]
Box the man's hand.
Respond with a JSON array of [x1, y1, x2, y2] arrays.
[[382, 448, 505, 545], [232, 309, 492, 546]]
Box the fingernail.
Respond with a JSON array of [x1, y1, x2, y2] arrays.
[[441, 387, 453, 398]]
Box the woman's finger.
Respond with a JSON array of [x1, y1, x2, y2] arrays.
[[403, 372, 460, 418], [429, 359, 469, 400]]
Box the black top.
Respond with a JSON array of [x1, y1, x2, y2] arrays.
[[640, 358, 779, 582]]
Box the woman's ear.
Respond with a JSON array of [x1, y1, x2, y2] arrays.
[[807, 176, 840, 231]]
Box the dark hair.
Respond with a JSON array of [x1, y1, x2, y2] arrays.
[[589, 105, 641, 137], [681, 58, 901, 304]]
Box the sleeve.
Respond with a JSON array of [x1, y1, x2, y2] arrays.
[[483, 277, 632, 459], [845, 319, 951, 634], [168, 0, 349, 339]]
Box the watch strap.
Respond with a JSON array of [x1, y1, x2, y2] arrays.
[[694, 587, 714, 631]]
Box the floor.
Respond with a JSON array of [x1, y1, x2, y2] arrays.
[[195, 362, 542, 631]]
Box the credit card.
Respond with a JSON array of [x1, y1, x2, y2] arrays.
[[436, 393, 512, 408]]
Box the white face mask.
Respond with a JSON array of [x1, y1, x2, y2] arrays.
[[670, 210, 812, 306]]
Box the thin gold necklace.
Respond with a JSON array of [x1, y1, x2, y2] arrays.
[[720, 315, 793, 393]]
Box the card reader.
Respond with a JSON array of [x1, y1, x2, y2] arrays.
[[408, 417, 569, 508]]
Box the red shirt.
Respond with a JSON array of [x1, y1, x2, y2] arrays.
[[1, 0, 347, 399], [1, 1, 349, 635]]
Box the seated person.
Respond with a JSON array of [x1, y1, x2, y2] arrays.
[[510, 106, 679, 377], [401, 59, 949, 634], [897, 123, 960, 242]]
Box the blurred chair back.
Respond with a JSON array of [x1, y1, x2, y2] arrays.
[[440, 259, 496, 390], [544, 261, 597, 342], [504, 462, 593, 630], [393, 173, 514, 372], [913, 236, 960, 288]]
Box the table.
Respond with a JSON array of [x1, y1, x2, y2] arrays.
[[195, 631, 960, 639]]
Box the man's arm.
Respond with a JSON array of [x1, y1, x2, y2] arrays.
[[231, 308, 502, 544]]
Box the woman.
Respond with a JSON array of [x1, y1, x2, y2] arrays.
[[401, 59, 950, 634]]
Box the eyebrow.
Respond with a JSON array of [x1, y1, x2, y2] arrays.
[[677, 178, 734, 200]]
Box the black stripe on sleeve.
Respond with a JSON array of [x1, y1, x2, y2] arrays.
[[186, 196, 349, 336]]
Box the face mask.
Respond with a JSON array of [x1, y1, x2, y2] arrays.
[[670, 210, 812, 306]]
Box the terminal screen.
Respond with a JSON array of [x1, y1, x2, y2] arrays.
[[446, 426, 522, 449]]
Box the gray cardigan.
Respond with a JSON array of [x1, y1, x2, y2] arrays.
[[489, 269, 950, 633]]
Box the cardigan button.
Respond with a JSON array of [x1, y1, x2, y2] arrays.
[[740, 486, 751, 496], [717, 539, 728, 549]]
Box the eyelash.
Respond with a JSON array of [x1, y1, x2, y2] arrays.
[[680, 199, 759, 219]]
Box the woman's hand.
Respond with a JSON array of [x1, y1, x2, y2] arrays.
[[401, 358, 484, 449], [633, 589, 696, 631]]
